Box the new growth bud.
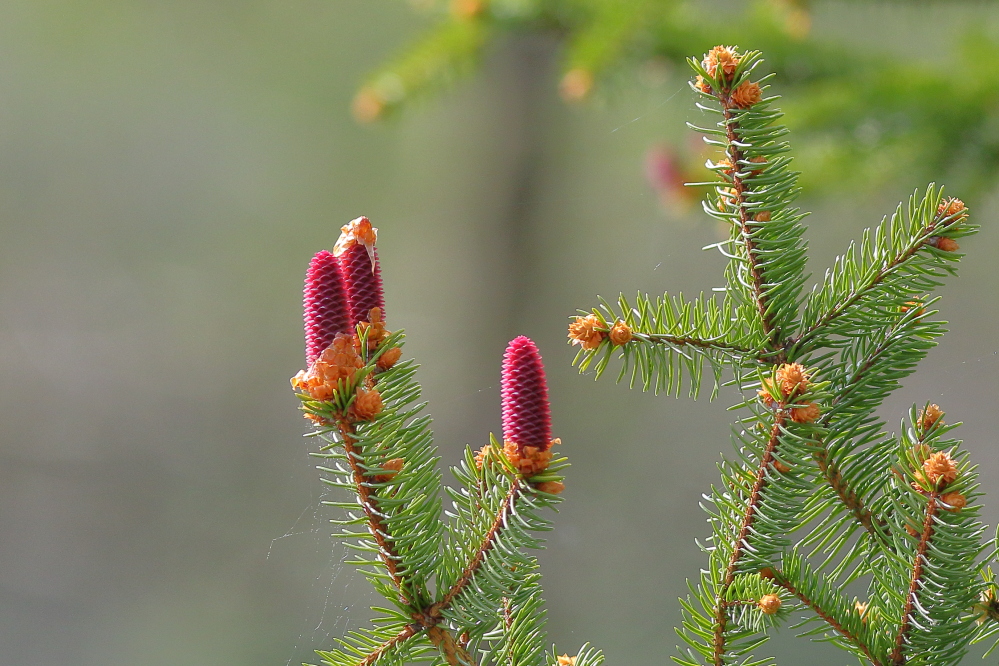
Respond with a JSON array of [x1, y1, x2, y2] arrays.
[[758, 594, 782, 615], [731, 81, 762, 108], [568, 314, 605, 350], [334, 216, 386, 328], [304, 250, 351, 366], [919, 404, 944, 431], [608, 320, 633, 346], [702, 46, 740, 80], [923, 451, 958, 488]]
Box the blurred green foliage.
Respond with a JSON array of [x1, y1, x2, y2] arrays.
[[361, 0, 999, 198]]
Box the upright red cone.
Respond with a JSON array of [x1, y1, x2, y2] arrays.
[[303, 250, 350, 366], [334, 216, 385, 327], [501, 336, 553, 453]]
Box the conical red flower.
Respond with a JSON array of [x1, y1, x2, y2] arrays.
[[501, 336, 553, 452], [304, 250, 350, 366], [334, 216, 385, 327]]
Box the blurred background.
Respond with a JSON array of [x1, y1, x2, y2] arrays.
[[1, 1, 998, 664]]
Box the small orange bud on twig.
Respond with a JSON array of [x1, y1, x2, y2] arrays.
[[931, 236, 960, 252], [922, 450, 958, 487], [377, 346, 402, 370], [474, 444, 495, 470], [608, 320, 633, 346], [568, 314, 605, 350], [790, 402, 821, 424], [352, 387, 384, 421], [937, 197, 967, 221], [535, 481, 565, 495], [775, 363, 809, 397], [730, 81, 763, 108], [557, 655, 577, 666], [373, 457, 405, 483], [940, 491, 967, 511], [901, 300, 925, 317], [919, 404, 944, 431], [702, 46, 740, 80], [292, 333, 365, 404], [758, 594, 782, 615], [503, 441, 554, 477]]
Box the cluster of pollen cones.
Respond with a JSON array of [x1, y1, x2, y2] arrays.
[[293, 218, 562, 492]]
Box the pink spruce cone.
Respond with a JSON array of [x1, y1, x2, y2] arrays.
[[501, 336, 553, 452], [303, 250, 350, 366], [334, 216, 385, 327]]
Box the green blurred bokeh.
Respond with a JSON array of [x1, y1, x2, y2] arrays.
[[0, 2, 997, 665]]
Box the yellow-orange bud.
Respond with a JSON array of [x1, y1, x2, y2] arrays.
[[790, 402, 821, 424], [941, 491, 967, 511], [702, 46, 740, 79], [923, 451, 958, 487], [352, 387, 384, 421], [730, 81, 762, 108], [608, 321, 633, 346], [377, 346, 402, 370], [568, 314, 605, 350], [758, 594, 782, 615], [919, 404, 944, 431]]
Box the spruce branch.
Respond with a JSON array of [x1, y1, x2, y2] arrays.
[[430, 478, 525, 618], [574, 46, 990, 666], [795, 188, 972, 353], [337, 417, 411, 602], [774, 551, 885, 665], [711, 413, 788, 664], [890, 488, 941, 666]]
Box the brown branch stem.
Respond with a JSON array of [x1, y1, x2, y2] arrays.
[[712, 413, 787, 665], [427, 626, 478, 666], [633, 332, 778, 364], [810, 314, 919, 538], [773, 575, 883, 666], [357, 625, 420, 666], [796, 218, 945, 351], [337, 418, 410, 603], [890, 491, 940, 665], [719, 97, 782, 356], [429, 480, 524, 618]]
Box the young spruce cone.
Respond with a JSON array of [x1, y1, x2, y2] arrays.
[[303, 250, 351, 366], [334, 216, 386, 328]]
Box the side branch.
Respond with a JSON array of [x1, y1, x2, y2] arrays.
[[796, 219, 944, 350], [720, 100, 781, 353], [713, 413, 787, 665], [774, 574, 883, 666], [338, 419, 410, 602], [357, 625, 420, 666], [890, 491, 940, 665], [810, 315, 919, 537], [429, 480, 524, 617], [633, 332, 777, 364], [812, 450, 880, 535]]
